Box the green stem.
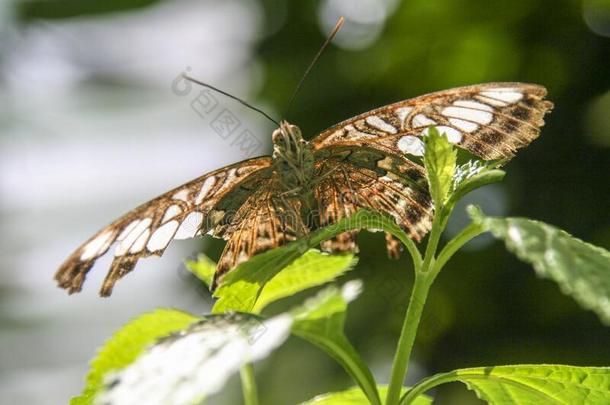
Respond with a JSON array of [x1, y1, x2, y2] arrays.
[[240, 363, 259, 405], [386, 204, 453, 405], [293, 331, 382, 405], [433, 222, 484, 277], [393, 231, 423, 272], [384, 273, 433, 405], [389, 221, 483, 405], [399, 371, 459, 405], [420, 211, 445, 274]]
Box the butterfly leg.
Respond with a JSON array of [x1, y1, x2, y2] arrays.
[[385, 233, 402, 259]]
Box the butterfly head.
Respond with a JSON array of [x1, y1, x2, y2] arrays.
[[272, 120, 314, 188], [272, 120, 306, 160]]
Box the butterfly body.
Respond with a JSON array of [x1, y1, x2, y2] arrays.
[[55, 82, 552, 296], [272, 121, 315, 192]]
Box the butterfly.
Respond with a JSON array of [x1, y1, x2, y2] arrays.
[[55, 82, 553, 296]]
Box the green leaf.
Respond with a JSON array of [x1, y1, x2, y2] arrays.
[[403, 365, 610, 404], [452, 159, 491, 189], [447, 159, 505, 208], [252, 249, 358, 313], [470, 206, 610, 324], [471, 365, 608, 404], [95, 312, 294, 405], [213, 209, 419, 314], [291, 280, 360, 326], [423, 126, 457, 208], [292, 281, 381, 405], [459, 365, 610, 404], [212, 244, 307, 314], [300, 385, 432, 405], [71, 309, 198, 405], [451, 158, 506, 190], [93, 283, 361, 405], [185, 254, 216, 287]]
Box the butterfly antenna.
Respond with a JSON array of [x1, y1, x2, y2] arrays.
[[285, 16, 345, 118], [182, 74, 280, 126]]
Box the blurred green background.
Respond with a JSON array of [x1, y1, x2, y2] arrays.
[[1, 0, 609, 404]]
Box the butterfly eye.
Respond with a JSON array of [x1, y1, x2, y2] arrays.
[[271, 129, 284, 145], [288, 125, 302, 138]]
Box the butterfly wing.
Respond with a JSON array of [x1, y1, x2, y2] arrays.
[[311, 82, 551, 254], [212, 176, 309, 288], [55, 157, 273, 296], [314, 153, 433, 252], [57, 83, 553, 295], [312, 82, 553, 160]]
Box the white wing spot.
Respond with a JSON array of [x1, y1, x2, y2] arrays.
[[395, 107, 413, 126], [174, 212, 204, 239], [172, 189, 190, 201], [80, 231, 114, 261], [476, 94, 507, 107], [195, 176, 216, 205], [130, 228, 151, 254], [226, 168, 237, 182], [442, 101, 493, 126], [162, 205, 182, 223], [411, 114, 437, 128], [397, 135, 425, 156], [345, 124, 377, 139], [115, 218, 152, 256], [480, 89, 523, 105], [454, 99, 494, 111], [449, 118, 479, 132], [214, 169, 237, 195], [117, 219, 140, 241], [422, 126, 463, 143], [365, 116, 397, 134], [147, 220, 179, 252]]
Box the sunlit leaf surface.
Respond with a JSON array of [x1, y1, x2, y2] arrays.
[[252, 249, 358, 313], [448, 160, 505, 207], [299, 385, 432, 405], [453, 365, 610, 404], [471, 206, 610, 324], [90, 282, 362, 405], [424, 127, 457, 207], [212, 210, 412, 314], [185, 254, 216, 288], [71, 309, 198, 405], [94, 313, 292, 405]]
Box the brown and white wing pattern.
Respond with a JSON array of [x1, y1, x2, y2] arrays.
[[312, 82, 553, 160], [55, 157, 272, 296], [212, 176, 309, 288], [314, 160, 360, 255], [314, 153, 433, 255]]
